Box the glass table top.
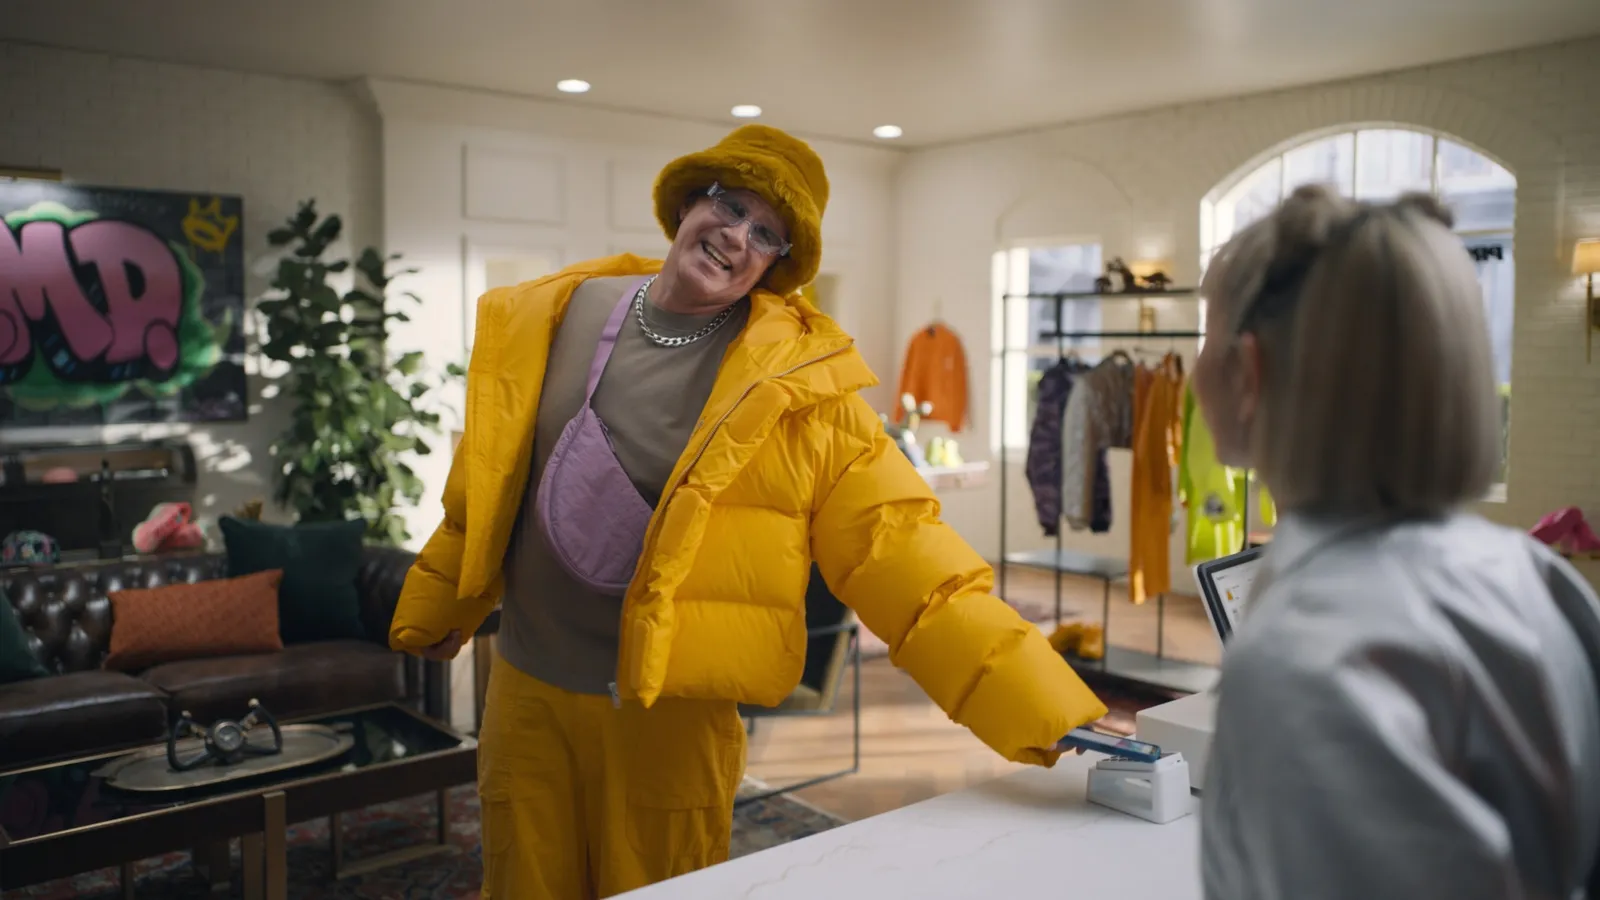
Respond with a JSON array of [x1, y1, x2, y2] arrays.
[[0, 704, 467, 843]]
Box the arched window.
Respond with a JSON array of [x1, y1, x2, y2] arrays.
[[1200, 127, 1516, 492]]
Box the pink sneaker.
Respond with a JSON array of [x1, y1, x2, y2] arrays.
[[158, 522, 205, 552], [131, 502, 192, 554], [1530, 507, 1600, 558]]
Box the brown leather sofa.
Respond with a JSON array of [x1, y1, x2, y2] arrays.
[[0, 547, 444, 770]]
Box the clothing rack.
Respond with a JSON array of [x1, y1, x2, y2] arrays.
[[997, 289, 1246, 695]]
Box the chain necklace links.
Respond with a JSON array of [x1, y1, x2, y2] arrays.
[[633, 275, 737, 348]]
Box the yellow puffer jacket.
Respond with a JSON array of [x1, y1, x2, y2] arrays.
[[389, 254, 1107, 765]]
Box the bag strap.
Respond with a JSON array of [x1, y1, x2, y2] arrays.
[[585, 277, 649, 403]]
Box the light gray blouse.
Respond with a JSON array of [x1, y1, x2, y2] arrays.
[[1201, 512, 1600, 900]]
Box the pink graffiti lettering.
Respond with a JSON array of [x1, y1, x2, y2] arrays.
[[0, 220, 113, 365], [70, 220, 181, 370], [0, 219, 183, 373]]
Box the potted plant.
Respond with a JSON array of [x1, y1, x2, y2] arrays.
[[258, 200, 461, 545]]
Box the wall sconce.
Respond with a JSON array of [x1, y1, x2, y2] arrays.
[[1128, 259, 1172, 333], [1576, 239, 1600, 362]]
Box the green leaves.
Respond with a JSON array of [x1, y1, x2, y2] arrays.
[[260, 200, 464, 546]]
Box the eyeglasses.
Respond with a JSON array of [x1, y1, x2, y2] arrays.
[[704, 183, 791, 258]]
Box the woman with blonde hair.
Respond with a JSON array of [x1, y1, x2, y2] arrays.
[[1193, 184, 1600, 899]]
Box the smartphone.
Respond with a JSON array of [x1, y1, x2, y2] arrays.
[[1056, 727, 1163, 763]]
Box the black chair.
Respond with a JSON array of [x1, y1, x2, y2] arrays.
[[736, 564, 862, 805]]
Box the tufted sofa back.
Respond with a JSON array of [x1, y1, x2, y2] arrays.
[[1, 553, 229, 675], [1, 547, 417, 677]]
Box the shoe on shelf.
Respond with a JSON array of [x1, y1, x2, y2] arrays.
[[158, 522, 206, 552], [1530, 507, 1600, 559], [131, 502, 192, 554]]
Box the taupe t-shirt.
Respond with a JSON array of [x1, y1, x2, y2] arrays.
[[498, 275, 750, 695]]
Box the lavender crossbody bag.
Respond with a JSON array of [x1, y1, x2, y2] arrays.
[[534, 279, 654, 596]]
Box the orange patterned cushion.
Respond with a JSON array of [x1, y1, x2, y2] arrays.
[[104, 569, 285, 672]]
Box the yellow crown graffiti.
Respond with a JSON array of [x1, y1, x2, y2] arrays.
[[182, 197, 238, 255]]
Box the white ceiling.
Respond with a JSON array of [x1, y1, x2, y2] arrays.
[[4, 0, 1599, 147]]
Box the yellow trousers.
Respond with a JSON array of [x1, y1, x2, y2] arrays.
[[477, 654, 747, 899]]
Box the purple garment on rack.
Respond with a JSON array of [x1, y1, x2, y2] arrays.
[[1024, 359, 1089, 536], [1090, 448, 1112, 534]]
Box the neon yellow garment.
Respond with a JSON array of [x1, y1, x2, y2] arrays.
[[1178, 384, 1276, 563]]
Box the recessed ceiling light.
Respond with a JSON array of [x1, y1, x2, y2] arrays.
[[731, 104, 762, 118], [556, 79, 591, 94], [873, 124, 904, 140]]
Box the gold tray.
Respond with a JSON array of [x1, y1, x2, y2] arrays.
[[93, 724, 355, 793]]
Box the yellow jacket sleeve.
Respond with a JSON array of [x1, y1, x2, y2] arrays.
[[388, 426, 499, 653], [388, 293, 508, 654], [810, 395, 1108, 765]]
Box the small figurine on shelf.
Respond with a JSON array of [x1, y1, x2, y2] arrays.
[[921, 435, 967, 470], [1140, 270, 1173, 291], [1106, 257, 1138, 293], [232, 498, 265, 521], [882, 394, 933, 468]]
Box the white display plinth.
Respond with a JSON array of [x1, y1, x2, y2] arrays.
[[1135, 690, 1218, 790]]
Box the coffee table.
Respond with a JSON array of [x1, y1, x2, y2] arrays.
[[0, 702, 476, 899]]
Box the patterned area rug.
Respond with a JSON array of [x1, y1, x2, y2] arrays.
[[9, 778, 844, 899]]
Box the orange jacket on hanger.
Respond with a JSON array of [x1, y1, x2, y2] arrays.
[[894, 323, 968, 432], [1129, 355, 1185, 606]]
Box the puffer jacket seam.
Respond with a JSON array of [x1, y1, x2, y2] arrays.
[[809, 398, 874, 517], [944, 617, 1032, 720]]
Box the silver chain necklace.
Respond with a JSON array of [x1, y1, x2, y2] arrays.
[[633, 275, 737, 348]]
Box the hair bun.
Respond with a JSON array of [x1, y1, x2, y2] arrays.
[[1393, 192, 1455, 229], [1273, 183, 1355, 263]]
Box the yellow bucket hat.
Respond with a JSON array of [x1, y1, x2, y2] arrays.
[[654, 124, 828, 297]]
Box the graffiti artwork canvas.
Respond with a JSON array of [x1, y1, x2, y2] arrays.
[[0, 182, 248, 427]]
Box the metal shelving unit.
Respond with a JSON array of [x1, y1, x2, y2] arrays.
[[997, 289, 1244, 695]]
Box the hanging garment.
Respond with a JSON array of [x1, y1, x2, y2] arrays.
[[894, 322, 969, 431], [1177, 383, 1277, 563], [1062, 355, 1135, 532], [1129, 355, 1185, 605], [1024, 358, 1090, 536]]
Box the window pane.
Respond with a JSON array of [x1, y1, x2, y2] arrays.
[[1444, 185, 1516, 233], [1439, 141, 1516, 233], [1355, 129, 1433, 201], [1461, 233, 1515, 390], [1283, 133, 1355, 197], [1027, 244, 1103, 348], [1214, 156, 1283, 250], [996, 350, 1057, 452], [1028, 244, 1102, 294], [1438, 140, 1515, 193]]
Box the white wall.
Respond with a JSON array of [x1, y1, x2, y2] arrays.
[[364, 79, 904, 551], [0, 42, 381, 530], [897, 37, 1600, 591]]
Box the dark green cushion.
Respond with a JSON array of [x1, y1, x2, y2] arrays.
[[0, 586, 49, 683], [219, 517, 368, 644]]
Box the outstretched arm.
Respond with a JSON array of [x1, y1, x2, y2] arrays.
[[809, 395, 1107, 765]]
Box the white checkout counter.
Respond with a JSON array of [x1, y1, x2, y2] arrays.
[[618, 736, 1207, 899]]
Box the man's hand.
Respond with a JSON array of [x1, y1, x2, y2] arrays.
[[421, 629, 464, 661]]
